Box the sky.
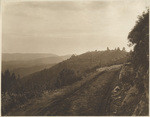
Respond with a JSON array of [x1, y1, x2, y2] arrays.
[[2, 0, 149, 55]]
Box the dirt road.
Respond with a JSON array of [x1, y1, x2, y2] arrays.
[[7, 65, 121, 116]]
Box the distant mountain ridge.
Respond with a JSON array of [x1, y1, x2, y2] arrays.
[[2, 53, 59, 61], [2, 53, 72, 77], [21, 50, 129, 90]]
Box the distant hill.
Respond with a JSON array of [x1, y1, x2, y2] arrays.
[[10, 64, 55, 78], [2, 54, 72, 77], [20, 50, 129, 91], [3, 56, 64, 70], [2, 53, 58, 61]]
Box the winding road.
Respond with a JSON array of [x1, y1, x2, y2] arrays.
[[7, 65, 121, 116]]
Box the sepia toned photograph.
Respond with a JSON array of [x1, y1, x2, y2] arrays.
[[1, 0, 149, 116]]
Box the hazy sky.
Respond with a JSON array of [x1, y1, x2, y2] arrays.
[[2, 0, 149, 55]]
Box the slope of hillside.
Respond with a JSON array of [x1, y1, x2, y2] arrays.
[[2, 50, 128, 115], [21, 50, 128, 87], [4, 63, 148, 116], [5, 64, 122, 116], [11, 64, 55, 77]]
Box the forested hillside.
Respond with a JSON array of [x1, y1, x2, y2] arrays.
[[21, 49, 128, 90], [2, 49, 128, 115], [2, 54, 71, 77]]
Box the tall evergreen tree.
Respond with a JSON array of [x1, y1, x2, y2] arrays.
[[2, 70, 17, 93], [107, 47, 110, 51], [128, 9, 149, 71], [117, 47, 120, 51], [122, 47, 126, 51]]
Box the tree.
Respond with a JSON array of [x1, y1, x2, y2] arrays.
[[128, 9, 149, 71], [107, 47, 110, 51], [70, 54, 76, 59], [11, 73, 16, 81], [122, 47, 126, 51], [3, 70, 11, 93], [2, 70, 17, 93], [117, 47, 120, 51], [55, 69, 80, 87], [17, 74, 20, 79]]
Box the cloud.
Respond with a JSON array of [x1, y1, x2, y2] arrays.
[[2, 0, 149, 55]]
